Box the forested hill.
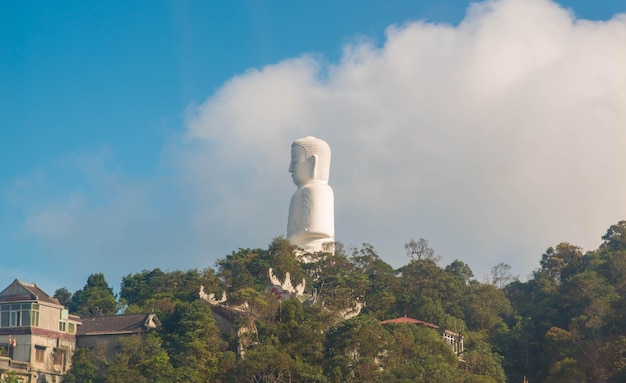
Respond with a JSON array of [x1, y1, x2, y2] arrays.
[[59, 221, 626, 383]]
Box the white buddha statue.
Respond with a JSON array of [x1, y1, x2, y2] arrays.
[[287, 136, 335, 254]]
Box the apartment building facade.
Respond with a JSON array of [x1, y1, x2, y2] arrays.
[[0, 280, 81, 383]]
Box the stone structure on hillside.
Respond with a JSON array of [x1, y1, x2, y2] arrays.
[[198, 286, 258, 358], [287, 136, 335, 255], [268, 268, 306, 299]]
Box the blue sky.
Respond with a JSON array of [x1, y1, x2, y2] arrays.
[[2, 0, 625, 295]]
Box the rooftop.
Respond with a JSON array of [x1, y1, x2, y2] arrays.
[[78, 313, 158, 336], [379, 316, 439, 329], [0, 279, 61, 305]]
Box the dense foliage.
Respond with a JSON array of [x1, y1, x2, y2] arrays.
[[61, 221, 626, 382]]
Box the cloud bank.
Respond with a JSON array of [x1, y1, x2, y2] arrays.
[[12, 0, 626, 290], [182, 0, 626, 277]]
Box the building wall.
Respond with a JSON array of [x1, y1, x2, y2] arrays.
[[6, 334, 31, 362], [38, 304, 64, 333], [76, 333, 127, 360], [0, 302, 79, 382], [30, 334, 72, 375]]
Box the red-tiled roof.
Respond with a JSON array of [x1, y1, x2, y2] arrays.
[[78, 313, 158, 336], [0, 279, 61, 305], [379, 317, 439, 329]]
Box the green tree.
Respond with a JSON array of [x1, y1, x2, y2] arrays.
[[395, 258, 463, 324], [544, 358, 586, 383], [462, 340, 506, 383], [62, 348, 99, 383], [325, 315, 392, 382], [266, 236, 306, 284], [600, 221, 626, 252], [224, 336, 327, 383], [497, 224, 626, 382], [463, 283, 511, 334], [120, 268, 223, 314], [540, 243, 584, 283], [404, 238, 437, 261], [54, 287, 72, 307], [1, 371, 23, 383], [102, 333, 173, 383], [162, 300, 227, 383], [385, 323, 463, 382], [217, 247, 272, 293], [489, 262, 517, 289], [70, 273, 118, 317], [303, 243, 368, 321], [64, 333, 174, 383], [445, 260, 474, 285], [351, 244, 397, 319]]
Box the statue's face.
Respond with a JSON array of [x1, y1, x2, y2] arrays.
[[289, 145, 313, 186]]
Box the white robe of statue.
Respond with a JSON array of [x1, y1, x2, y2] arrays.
[[287, 136, 334, 254]]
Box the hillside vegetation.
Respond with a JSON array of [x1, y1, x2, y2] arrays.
[[60, 221, 626, 383]]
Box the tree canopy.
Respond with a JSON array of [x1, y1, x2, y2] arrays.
[[59, 222, 626, 383]]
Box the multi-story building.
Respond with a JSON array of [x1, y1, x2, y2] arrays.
[[0, 279, 81, 383]]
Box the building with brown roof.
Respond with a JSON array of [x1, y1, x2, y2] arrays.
[[380, 316, 464, 356], [0, 279, 81, 383], [76, 313, 159, 359], [379, 316, 440, 328]]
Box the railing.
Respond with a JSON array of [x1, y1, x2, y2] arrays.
[[10, 360, 29, 370], [0, 356, 29, 370]]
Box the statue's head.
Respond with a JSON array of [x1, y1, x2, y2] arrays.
[[289, 136, 331, 186]]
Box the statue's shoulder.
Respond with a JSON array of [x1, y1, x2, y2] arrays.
[[300, 183, 333, 194], [299, 183, 333, 208]]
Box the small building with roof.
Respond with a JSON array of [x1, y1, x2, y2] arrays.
[[76, 313, 159, 358], [0, 279, 82, 383], [380, 316, 464, 356]]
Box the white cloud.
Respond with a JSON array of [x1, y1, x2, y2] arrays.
[[10, 0, 626, 290], [182, 0, 626, 277]]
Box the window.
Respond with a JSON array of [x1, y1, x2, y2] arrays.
[[59, 321, 66, 332], [68, 322, 75, 334], [0, 303, 39, 328], [31, 304, 40, 327], [22, 310, 30, 326], [53, 348, 66, 367], [0, 311, 7, 327], [35, 345, 45, 363], [10, 310, 21, 327]]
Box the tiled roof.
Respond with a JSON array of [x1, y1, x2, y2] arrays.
[[379, 316, 439, 329], [0, 279, 60, 305], [77, 313, 158, 336]]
